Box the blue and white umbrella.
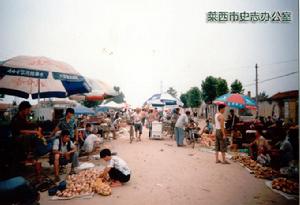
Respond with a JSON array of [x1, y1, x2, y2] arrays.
[[0, 56, 91, 99], [144, 93, 183, 107]]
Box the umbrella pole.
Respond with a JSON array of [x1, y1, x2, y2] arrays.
[[37, 78, 40, 121]]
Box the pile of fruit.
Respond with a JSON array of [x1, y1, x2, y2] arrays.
[[199, 133, 215, 147], [254, 166, 280, 179], [93, 178, 112, 196], [272, 178, 299, 194], [231, 155, 280, 179], [56, 168, 111, 198]]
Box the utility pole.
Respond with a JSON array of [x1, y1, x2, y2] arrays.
[[255, 63, 258, 118]]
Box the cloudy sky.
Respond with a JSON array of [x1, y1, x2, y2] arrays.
[[0, 0, 298, 107]]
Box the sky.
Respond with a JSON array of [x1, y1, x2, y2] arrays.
[[0, 0, 298, 107]]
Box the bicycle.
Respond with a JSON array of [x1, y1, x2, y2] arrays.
[[185, 127, 201, 149]]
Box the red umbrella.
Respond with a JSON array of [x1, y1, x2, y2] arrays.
[[213, 93, 257, 110]]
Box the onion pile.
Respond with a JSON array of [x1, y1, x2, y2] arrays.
[[231, 155, 280, 179], [272, 178, 299, 194], [56, 168, 111, 198], [199, 134, 215, 147], [92, 178, 112, 196]]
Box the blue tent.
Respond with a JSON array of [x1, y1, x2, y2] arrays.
[[74, 105, 95, 115], [95, 106, 109, 113], [144, 93, 183, 107]]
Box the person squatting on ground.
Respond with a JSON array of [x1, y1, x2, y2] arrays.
[[243, 129, 271, 161], [215, 104, 230, 164], [175, 110, 190, 147], [78, 123, 92, 148], [229, 128, 242, 152], [50, 130, 79, 182], [99, 149, 131, 187], [81, 127, 102, 154]]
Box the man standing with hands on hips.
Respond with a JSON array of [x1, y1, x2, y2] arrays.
[[215, 104, 230, 164]]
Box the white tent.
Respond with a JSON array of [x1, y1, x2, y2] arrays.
[[99, 101, 124, 109]]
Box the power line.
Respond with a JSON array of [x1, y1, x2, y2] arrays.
[[260, 59, 298, 67], [222, 58, 298, 72], [244, 71, 298, 87]]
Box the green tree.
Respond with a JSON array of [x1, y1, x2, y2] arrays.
[[106, 86, 125, 104], [258, 91, 269, 101], [166, 87, 177, 98], [201, 76, 218, 104], [187, 87, 202, 108], [110, 93, 125, 104], [180, 93, 188, 108], [230, 79, 244, 94], [216, 78, 229, 97], [113, 86, 120, 93]]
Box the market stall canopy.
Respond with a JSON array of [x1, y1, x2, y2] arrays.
[[74, 104, 95, 115], [69, 78, 118, 101], [213, 93, 257, 110], [0, 56, 91, 99], [144, 93, 183, 107], [98, 101, 124, 109], [145, 99, 165, 107]]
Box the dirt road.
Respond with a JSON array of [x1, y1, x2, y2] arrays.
[[40, 127, 298, 205]]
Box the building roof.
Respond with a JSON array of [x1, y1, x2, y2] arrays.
[[271, 90, 299, 100]]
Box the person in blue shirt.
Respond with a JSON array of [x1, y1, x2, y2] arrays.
[[51, 108, 78, 143]]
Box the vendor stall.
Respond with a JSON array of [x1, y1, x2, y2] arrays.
[[150, 121, 163, 139]]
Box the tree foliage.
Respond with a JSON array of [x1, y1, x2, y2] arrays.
[[230, 79, 244, 94], [106, 86, 125, 104], [180, 87, 202, 108], [187, 87, 202, 108], [167, 87, 177, 98], [216, 77, 229, 97], [201, 76, 218, 104], [258, 91, 269, 101], [110, 93, 125, 104], [180, 93, 188, 108]]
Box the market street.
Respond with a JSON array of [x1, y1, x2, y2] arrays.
[[40, 126, 298, 205]]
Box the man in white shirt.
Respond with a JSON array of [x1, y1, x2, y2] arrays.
[[175, 111, 190, 147], [51, 130, 79, 181], [99, 149, 131, 187], [82, 133, 101, 153], [215, 104, 230, 164]]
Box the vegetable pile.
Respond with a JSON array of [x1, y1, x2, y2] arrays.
[[231, 155, 280, 179], [56, 168, 112, 198], [272, 178, 299, 194]]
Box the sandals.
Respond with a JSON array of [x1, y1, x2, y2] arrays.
[[216, 160, 230, 164], [222, 160, 230, 164]]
